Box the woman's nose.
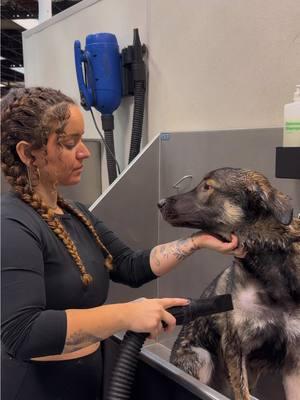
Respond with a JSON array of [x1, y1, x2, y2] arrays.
[[77, 142, 91, 159]]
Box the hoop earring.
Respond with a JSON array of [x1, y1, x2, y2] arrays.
[[26, 166, 33, 192], [26, 166, 40, 191]]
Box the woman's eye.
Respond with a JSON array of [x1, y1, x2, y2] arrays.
[[63, 142, 76, 149]]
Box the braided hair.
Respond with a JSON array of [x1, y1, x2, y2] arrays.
[[1, 87, 113, 287]]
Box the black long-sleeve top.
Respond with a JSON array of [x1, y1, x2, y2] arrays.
[[1, 192, 157, 361]]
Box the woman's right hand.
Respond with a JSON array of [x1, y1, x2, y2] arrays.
[[124, 297, 190, 339]]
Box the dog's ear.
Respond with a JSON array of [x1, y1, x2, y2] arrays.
[[247, 178, 293, 225], [265, 189, 293, 225]]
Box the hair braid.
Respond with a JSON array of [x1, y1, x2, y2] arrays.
[[58, 197, 113, 270], [1, 87, 94, 287], [25, 189, 93, 286]]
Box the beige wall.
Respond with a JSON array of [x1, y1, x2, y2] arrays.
[[23, 0, 300, 187], [147, 0, 300, 136]]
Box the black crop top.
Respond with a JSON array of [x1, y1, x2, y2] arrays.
[[1, 192, 157, 360]]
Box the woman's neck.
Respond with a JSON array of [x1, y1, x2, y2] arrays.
[[34, 184, 61, 212]]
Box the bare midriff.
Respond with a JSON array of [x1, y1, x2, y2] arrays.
[[31, 341, 100, 361]]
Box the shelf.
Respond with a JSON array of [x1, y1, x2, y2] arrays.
[[275, 147, 300, 179]]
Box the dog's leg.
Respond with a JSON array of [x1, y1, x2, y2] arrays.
[[283, 372, 300, 400], [222, 333, 251, 400], [170, 324, 215, 384], [247, 367, 263, 394], [171, 340, 214, 384]]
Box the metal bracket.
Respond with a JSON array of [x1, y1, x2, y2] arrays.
[[172, 175, 193, 192]]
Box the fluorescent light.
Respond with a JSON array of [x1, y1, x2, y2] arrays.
[[12, 19, 39, 30], [11, 67, 24, 74], [0, 56, 6, 61]]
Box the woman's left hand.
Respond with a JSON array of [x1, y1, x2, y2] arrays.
[[191, 232, 247, 258]]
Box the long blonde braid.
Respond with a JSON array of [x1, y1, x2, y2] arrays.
[[1, 87, 110, 287]]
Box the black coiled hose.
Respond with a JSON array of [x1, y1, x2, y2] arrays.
[[107, 294, 233, 400], [106, 331, 147, 400], [104, 129, 117, 184], [102, 114, 118, 184], [128, 81, 146, 163]]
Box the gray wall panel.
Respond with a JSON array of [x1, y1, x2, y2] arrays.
[[91, 129, 299, 400], [158, 129, 300, 301], [158, 129, 298, 400], [91, 139, 160, 304]]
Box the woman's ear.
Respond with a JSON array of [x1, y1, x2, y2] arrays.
[[15, 141, 32, 166]]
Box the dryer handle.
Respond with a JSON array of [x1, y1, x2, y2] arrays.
[[74, 40, 93, 110]]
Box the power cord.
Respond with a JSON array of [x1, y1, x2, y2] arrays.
[[89, 108, 122, 175]]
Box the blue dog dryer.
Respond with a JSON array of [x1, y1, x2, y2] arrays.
[[74, 30, 146, 184], [74, 32, 122, 113], [75, 33, 122, 183]]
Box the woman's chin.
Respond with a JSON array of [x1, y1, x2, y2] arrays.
[[61, 177, 82, 186]]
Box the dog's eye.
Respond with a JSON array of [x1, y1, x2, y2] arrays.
[[203, 183, 211, 191]]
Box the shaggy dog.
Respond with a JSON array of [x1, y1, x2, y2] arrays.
[[158, 168, 300, 400]]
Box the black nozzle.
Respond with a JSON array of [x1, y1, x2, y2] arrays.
[[133, 29, 142, 59], [121, 28, 147, 97], [132, 29, 146, 85], [165, 294, 233, 327]]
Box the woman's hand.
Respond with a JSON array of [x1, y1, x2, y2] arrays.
[[124, 297, 190, 339], [191, 232, 247, 258]]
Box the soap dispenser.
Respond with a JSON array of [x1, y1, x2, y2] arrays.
[[283, 84, 300, 147]]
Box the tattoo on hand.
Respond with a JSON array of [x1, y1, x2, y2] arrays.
[[65, 330, 103, 352]]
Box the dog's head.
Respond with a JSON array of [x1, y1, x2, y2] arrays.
[[158, 168, 293, 241]]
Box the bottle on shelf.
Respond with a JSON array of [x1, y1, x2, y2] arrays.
[[283, 84, 300, 147]]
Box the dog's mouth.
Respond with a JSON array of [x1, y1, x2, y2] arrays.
[[168, 218, 232, 242], [159, 206, 232, 243], [169, 220, 203, 229], [207, 231, 232, 243], [160, 208, 201, 229]]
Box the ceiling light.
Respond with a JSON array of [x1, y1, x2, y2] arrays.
[[12, 19, 39, 30], [10, 67, 25, 74]]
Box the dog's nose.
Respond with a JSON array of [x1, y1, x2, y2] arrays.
[[157, 199, 167, 209]]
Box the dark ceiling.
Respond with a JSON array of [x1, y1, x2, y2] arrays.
[[1, 0, 82, 97]]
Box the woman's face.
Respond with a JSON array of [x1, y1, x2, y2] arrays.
[[32, 105, 91, 188]]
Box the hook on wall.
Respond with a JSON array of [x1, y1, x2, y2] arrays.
[[172, 175, 193, 193]]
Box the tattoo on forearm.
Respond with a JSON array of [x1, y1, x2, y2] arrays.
[[150, 247, 161, 267], [65, 330, 103, 352], [172, 238, 193, 261], [151, 237, 194, 268], [160, 245, 168, 257]]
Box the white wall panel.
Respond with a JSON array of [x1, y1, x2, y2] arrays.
[[147, 0, 300, 137], [23, 0, 300, 188]]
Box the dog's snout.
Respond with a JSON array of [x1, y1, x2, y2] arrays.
[[158, 198, 167, 209]]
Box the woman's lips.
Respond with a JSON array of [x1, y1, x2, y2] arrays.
[[74, 166, 83, 172]]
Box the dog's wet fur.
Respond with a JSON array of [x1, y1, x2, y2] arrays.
[[159, 168, 300, 400]]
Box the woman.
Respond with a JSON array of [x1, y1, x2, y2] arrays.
[[1, 87, 243, 400]]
